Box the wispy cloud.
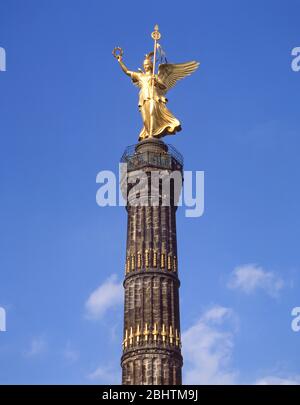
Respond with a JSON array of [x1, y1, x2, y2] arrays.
[[182, 305, 238, 384], [87, 364, 120, 384], [227, 264, 284, 297], [0, 307, 6, 332], [182, 305, 300, 385], [85, 274, 123, 320], [62, 342, 80, 363], [23, 337, 47, 357], [255, 375, 300, 385]]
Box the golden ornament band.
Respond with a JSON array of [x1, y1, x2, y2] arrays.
[[122, 323, 181, 350], [125, 250, 178, 274]]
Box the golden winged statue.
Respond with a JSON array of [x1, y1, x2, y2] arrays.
[[113, 27, 199, 141]]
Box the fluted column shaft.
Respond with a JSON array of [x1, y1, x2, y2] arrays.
[[121, 139, 183, 385]]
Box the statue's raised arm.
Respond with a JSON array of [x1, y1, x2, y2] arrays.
[[113, 47, 134, 77]]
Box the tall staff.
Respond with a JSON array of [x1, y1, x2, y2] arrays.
[[149, 24, 161, 138]]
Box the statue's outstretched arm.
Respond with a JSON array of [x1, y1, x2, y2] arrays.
[[116, 55, 133, 77]]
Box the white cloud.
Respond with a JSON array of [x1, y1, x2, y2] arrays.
[[0, 306, 6, 332], [182, 305, 300, 385], [227, 264, 284, 297], [87, 365, 120, 384], [182, 305, 238, 384], [85, 274, 123, 320], [24, 337, 47, 357], [255, 375, 300, 385]]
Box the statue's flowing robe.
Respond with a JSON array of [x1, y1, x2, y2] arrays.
[[131, 72, 181, 141]]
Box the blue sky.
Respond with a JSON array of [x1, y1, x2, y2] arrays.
[[0, 0, 300, 384]]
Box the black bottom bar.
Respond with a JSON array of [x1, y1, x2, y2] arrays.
[[0, 385, 299, 402]]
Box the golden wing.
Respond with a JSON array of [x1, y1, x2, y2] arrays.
[[158, 61, 200, 92]]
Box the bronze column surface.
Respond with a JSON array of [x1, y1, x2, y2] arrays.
[[120, 138, 183, 385]]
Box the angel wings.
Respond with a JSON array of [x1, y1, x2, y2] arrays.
[[157, 61, 200, 93]]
